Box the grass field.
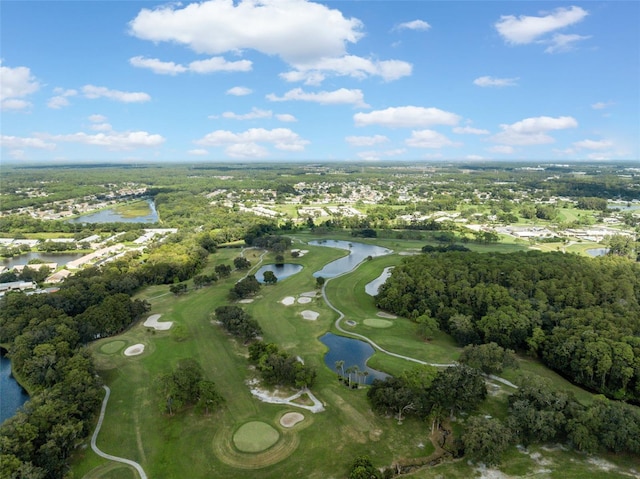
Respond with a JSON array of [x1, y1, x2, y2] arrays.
[[69, 237, 640, 479]]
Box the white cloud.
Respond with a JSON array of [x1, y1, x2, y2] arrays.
[[466, 155, 485, 160], [267, 88, 368, 107], [195, 127, 309, 154], [221, 108, 273, 120], [544, 33, 590, 53], [227, 86, 253, 96], [45, 131, 165, 150], [0, 63, 40, 110], [129, 0, 363, 64], [453, 126, 490, 135], [394, 20, 431, 32], [573, 139, 613, 150], [282, 55, 412, 84], [591, 101, 613, 110], [129, 56, 187, 75], [357, 148, 406, 161], [405, 129, 458, 148], [473, 76, 518, 87], [0, 135, 56, 150], [345, 135, 389, 147], [354, 106, 460, 128], [90, 123, 113, 132], [276, 113, 297, 122], [495, 6, 588, 44], [130, 55, 252, 75], [188, 149, 209, 156], [226, 143, 269, 158], [82, 85, 151, 103], [89, 114, 108, 123], [491, 115, 577, 145], [47, 88, 77, 109], [488, 145, 515, 154]]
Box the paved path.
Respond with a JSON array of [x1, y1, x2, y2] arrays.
[[318, 250, 518, 388], [91, 386, 148, 479]]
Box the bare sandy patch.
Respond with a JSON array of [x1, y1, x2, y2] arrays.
[[124, 344, 145, 356], [297, 296, 312, 304], [143, 314, 173, 331], [377, 311, 397, 319], [300, 291, 317, 298], [280, 412, 304, 428], [281, 296, 295, 306], [238, 298, 254, 304], [301, 310, 319, 320]]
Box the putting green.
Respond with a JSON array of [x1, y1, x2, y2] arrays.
[[233, 421, 280, 453], [363, 318, 393, 328], [100, 340, 126, 354]]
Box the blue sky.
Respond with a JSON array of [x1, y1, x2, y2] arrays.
[[1, 0, 638, 163]]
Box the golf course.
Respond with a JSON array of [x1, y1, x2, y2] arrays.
[[70, 236, 640, 479]]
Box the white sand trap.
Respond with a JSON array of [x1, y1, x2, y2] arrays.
[[280, 412, 304, 428], [301, 310, 319, 320], [281, 296, 295, 306], [143, 314, 173, 331], [238, 298, 254, 304], [300, 291, 317, 297], [124, 344, 145, 356], [377, 311, 397, 319], [297, 296, 312, 304]]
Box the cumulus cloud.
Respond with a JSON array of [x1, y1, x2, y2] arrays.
[[47, 88, 78, 109], [491, 115, 578, 145], [354, 106, 460, 128], [346, 135, 389, 147], [130, 55, 251, 74], [129, 0, 363, 64], [453, 126, 490, 135], [281, 55, 412, 84], [195, 127, 309, 157], [495, 6, 588, 45], [0, 135, 56, 150], [82, 85, 151, 103], [88, 114, 107, 123], [473, 76, 518, 87], [44, 131, 165, 150], [220, 108, 273, 120], [0, 63, 40, 110], [405, 130, 458, 149], [393, 19, 431, 31], [573, 139, 613, 150], [357, 148, 406, 161], [129, 56, 187, 75], [544, 33, 590, 53], [267, 88, 368, 107], [227, 86, 253, 96], [276, 113, 297, 122]]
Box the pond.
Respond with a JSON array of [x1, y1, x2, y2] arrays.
[[365, 266, 394, 296], [254, 263, 303, 283], [309, 240, 392, 278], [0, 353, 28, 425], [319, 333, 388, 385], [586, 248, 609, 257], [68, 199, 158, 224], [1, 252, 85, 270]]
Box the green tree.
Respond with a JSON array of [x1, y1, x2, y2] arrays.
[[462, 416, 513, 465], [263, 270, 278, 284]]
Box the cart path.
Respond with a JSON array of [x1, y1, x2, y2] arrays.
[[91, 385, 148, 479]]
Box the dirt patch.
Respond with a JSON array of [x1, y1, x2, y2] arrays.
[[281, 296, 295, 306], [143, 314, 173, 331], [124, 344, 145, 356], [280, 412, 304, 428], [300, 310, 319, 320]]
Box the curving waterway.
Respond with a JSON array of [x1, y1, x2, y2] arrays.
[[0, 353, 28, 424]]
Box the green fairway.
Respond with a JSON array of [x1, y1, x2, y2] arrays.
[[233, 422, 280, 452], [363, 318, 393, 328]]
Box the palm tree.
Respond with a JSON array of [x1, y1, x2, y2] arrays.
[[335, 360, 345, 380]]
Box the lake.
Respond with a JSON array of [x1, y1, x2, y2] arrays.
[[1, 252, 85, 270], [68, 199, 158, 224], [586, 248, 609, 257], [0, 354, 28, 424], [319, 333, 388, 385], [365, 266, 394, 296], [309, 240, 392, 278], [254, 263, 303, 283]]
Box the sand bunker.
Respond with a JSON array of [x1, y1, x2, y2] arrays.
[[301, 310, 319, 320], [280, 412, 304, 428], [300, 291, 317, 297], [297, 296, 312, 304], [124, 344, 145, 356], [238, 298, 254, 304], [143, 314, 173, 331], [281, 296, 295, 306], [376, 311, 397, 319], [291, 249, 309, 257]]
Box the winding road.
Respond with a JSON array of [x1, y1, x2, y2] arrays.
[[91, 385, 148, 479]]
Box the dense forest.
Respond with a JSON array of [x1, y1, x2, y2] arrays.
[[376, 251, 640, 402]]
